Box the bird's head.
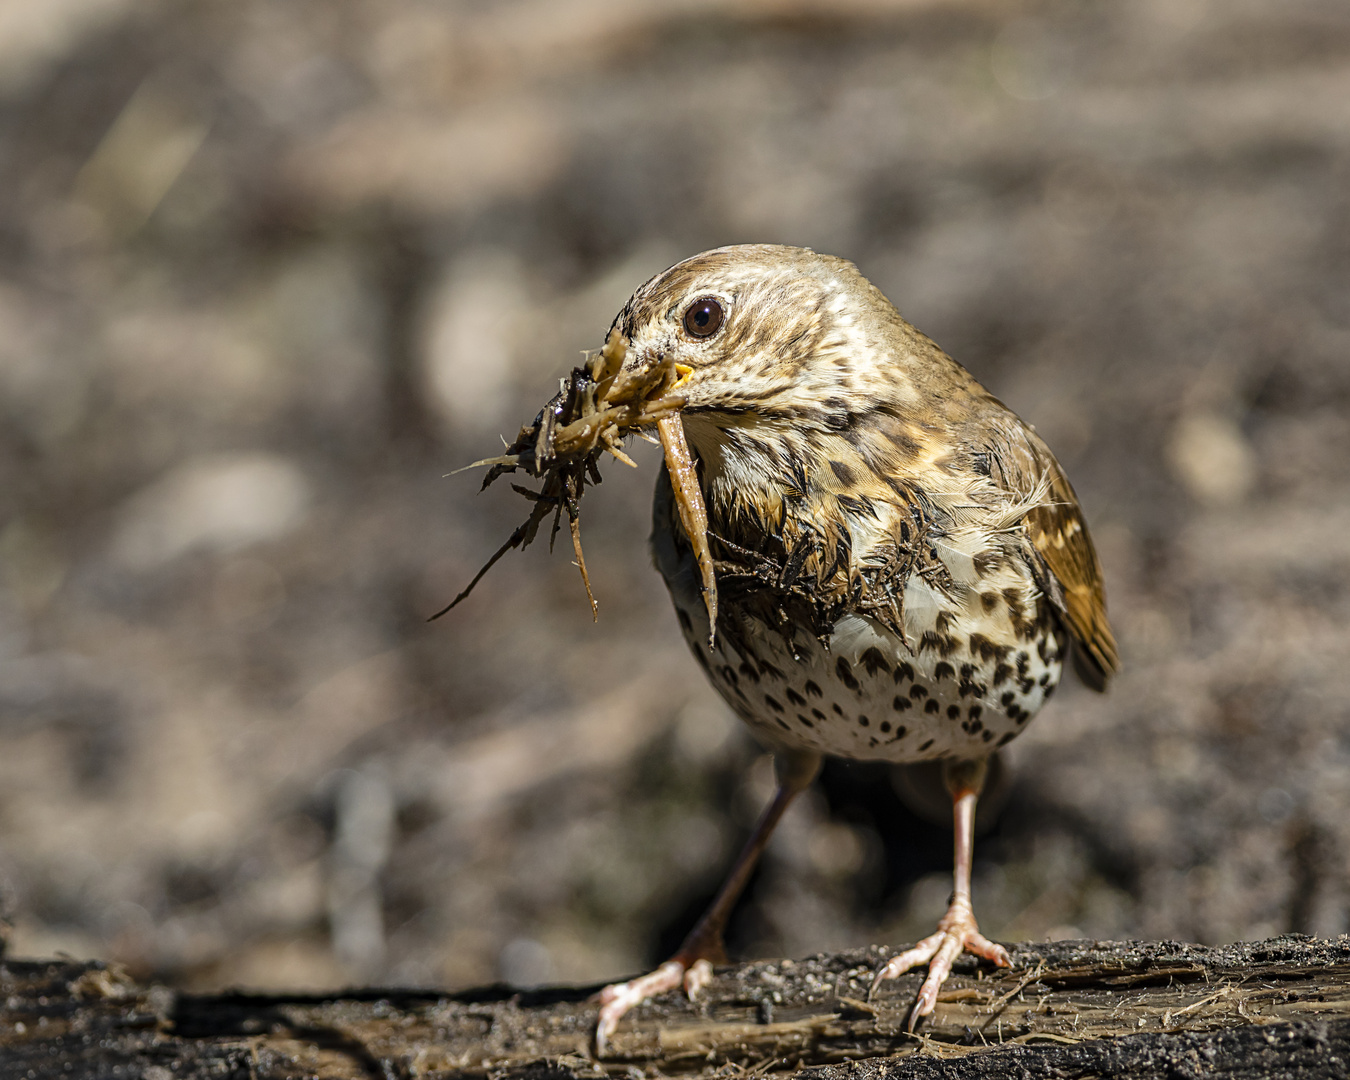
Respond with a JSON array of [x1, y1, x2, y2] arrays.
[[603, 244, 956, 548], [609, 243, 909, 438]]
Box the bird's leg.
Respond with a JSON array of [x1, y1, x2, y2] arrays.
[[869, 757, 1011, 1030], [595, 749, 821, 1056]]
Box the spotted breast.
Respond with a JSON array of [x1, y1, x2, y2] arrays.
[[652, 463, 1067, 765]]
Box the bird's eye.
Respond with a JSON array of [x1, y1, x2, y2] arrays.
[[683, 297, 724, 339]]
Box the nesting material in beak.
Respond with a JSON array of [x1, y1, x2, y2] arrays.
[[437, 329, 712, 633]]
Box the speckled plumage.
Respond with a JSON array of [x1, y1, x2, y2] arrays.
[[595, 244, 1117, 1051]]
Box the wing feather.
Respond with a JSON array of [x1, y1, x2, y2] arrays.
[[990, 420, 1119, 690]]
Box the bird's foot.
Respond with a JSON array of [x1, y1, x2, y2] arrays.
[[594, 955, 715, 1057], [868, 899, 1010, 1031]]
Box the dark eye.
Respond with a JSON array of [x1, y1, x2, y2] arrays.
[[683, 297, 724, 339]]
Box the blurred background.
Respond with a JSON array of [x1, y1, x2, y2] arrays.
[[0, 0, 1348, 995]]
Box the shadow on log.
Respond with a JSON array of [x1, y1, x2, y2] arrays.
[[2, 937, 1349, 1078]]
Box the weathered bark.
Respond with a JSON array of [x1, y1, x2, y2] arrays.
[[3, 937, 1349, 1079]]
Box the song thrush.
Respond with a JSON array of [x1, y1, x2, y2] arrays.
[[462, 244, 1118, 1052]]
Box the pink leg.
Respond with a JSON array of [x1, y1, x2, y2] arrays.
[[869, 758, 1011, 1030], [595, 749, 821, 1056]]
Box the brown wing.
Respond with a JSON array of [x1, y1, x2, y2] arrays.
[[989, 420, 1119, 691]]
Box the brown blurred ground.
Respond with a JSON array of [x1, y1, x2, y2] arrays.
[[0, 0, 1347, 996]]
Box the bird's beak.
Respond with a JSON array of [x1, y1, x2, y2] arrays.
[[589, 343, 718, 645], [614, 354, 719, 648], [656, 405, 718, 649], [581, 335, 719, 645]]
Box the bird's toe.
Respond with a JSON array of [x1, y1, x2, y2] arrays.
[[594, 958, 694, 1057], [870, 906, 1009, 1030]]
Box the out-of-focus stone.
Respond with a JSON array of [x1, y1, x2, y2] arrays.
[[990, 18, 1074, 102], [327, 768, 395, 975], [73, 78, 208, 238], [0, 284, 85, 447], [1167, 411, 1256, 506], [110, 453, 312, 570], [419, 249, 530, 438], [498, 936, 554, 987], [0, 0, 134, 96]]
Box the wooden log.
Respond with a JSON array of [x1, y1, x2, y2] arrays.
[[3, 936, 1349, 1078]]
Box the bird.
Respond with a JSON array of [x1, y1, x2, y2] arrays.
[[522, 244, 1117, 1053]]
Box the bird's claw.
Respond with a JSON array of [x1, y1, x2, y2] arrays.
[[594, 957, 715, 1057], [684, 957, 714, 1000], [869, 902, 1010, 1031]]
